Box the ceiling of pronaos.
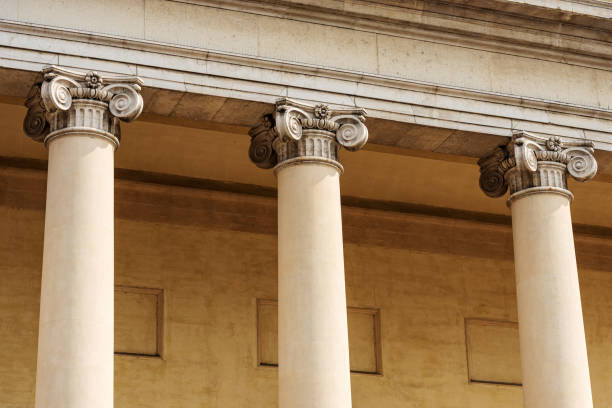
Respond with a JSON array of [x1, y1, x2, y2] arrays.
[[0, 0, 611, 225]]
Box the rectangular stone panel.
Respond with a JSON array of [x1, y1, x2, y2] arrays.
[[465, 318, 522, 385], [115, 286, 163, 357], [348, 308, 381, 374], [257, 300, 382, 374], [257, 299, 278, 366]]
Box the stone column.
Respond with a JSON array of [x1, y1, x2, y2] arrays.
[[479, 132, 597, 408], [249, 100, 368, 408], [23, 66, 143, 408]]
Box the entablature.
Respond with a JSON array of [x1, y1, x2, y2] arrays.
[[0, 0, 611, 175]]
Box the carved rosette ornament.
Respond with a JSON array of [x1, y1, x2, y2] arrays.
[[23, 66, 144, 149], [478, 131, 597, 203], [248, 99, 368, 173]]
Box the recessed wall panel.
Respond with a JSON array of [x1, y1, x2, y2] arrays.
[[257, 299, 382, 374], [466, 318, 521, 385], [115, 286, 163, 357]]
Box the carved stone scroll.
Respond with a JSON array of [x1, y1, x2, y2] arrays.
[[23, 66, 143, 149], [248, 99, 368, 172], [478, 131, 597, 202]]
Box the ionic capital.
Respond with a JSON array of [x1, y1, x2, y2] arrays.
[[248, 98, 368, 173], [23, 66, 144, 149], [478, 131, 597, 203]]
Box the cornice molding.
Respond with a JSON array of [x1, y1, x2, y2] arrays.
[[176, 0, 612, 68], [452, 0, 612, 19], [1, 19, 610, 124], [1, 19, 612, 156]]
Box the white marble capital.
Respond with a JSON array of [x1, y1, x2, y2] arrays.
[[248, 98, 368, 173], [478, 131, 597, 203], [23, 66, 143, 149]]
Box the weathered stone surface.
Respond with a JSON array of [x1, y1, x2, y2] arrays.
[[248, 98, 368, 171], [479, 131, 597, 201], [23, 66, 143, 148]]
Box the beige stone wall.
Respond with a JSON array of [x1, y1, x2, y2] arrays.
[[2, 166, 612, 408], [2, 102, 612, 230]]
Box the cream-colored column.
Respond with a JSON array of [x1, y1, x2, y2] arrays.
[[23, 67, 143, 408], [479, 133, 598, 408], [277, 162, 349, 408], [249, 100, 368, 408]]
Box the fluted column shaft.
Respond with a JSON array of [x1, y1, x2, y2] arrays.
[[479, 132, 597, 408], [24, 67, 143, 408], [249, 99, 368, 408]]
